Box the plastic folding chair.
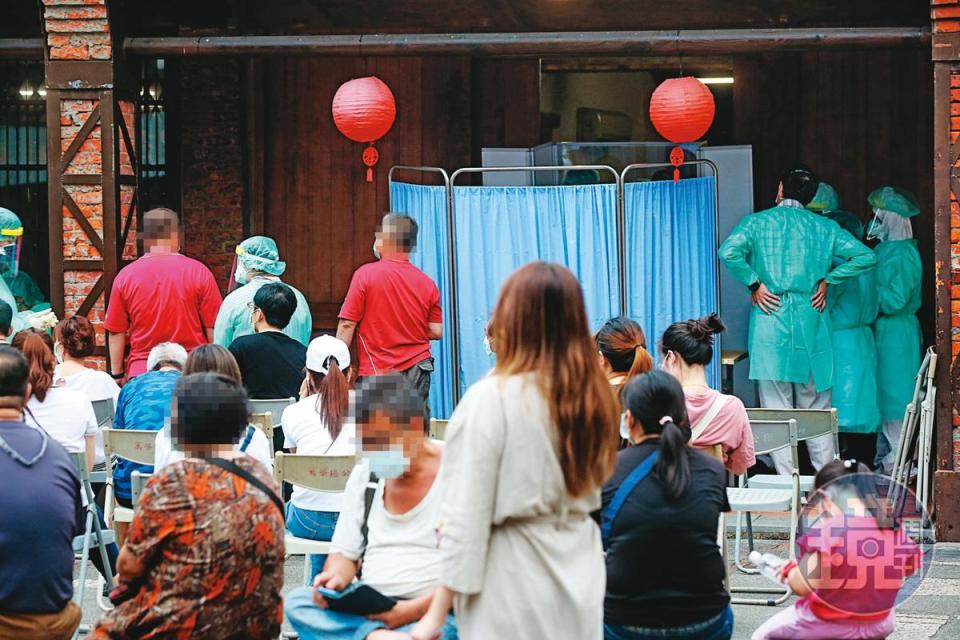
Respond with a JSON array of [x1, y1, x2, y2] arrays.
[[274, 451, 357, 584], [92, 398, 115, 428], [102, 428, 156, 529], [250, 412, 275, 457], [744, 408, 839, 493], [69, 451, 116, 628], [722, 419, 800, 606], [131, 470, 153, 506], [428, 418, 448, 441]]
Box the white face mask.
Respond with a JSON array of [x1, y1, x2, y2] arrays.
[[234, 263, 249, 286], [619, 411, 632, 442], [482, 334, 493, 356], [373, 240, 382, 260], [363, 446, 408, 479], [53, 341, 64, 365]]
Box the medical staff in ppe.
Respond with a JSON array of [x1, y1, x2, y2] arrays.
[[214, 236, 312, 347], [806, 182, 841, 214], [719, 167, 876, 475], [823, 210, 881, 464], [866, 186, 923, 472], [0, 208, 41, 333]]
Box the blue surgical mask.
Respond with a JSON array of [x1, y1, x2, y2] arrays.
[[234, 264, 249, 286], [363, 447, 408, 479]]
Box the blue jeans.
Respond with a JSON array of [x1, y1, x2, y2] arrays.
[[286, 503, 339, 584], [604, 606, 734, 640], [285, 586, 459, 640]]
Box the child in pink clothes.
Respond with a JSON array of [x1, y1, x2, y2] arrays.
[[659, 314, 756, 474], [752, 460, 922, 640]]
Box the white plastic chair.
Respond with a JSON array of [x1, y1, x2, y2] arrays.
[[274, 452, 357, 584], [744, 408, 839, 492], [102, 428, 156, 529], [428, 418, 448, 441], [130, 470, 153, 507], [250, 412, 275, 457], [69, 451, 116, 624], [248, 397, 295, 428], [92, 397, 115, 428], [722, 419, 800, 606]]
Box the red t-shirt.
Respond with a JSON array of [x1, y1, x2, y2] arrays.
[[103, 253, 222, 378], [338, 258, 441, 376]]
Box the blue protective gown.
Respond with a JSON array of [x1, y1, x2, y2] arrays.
[[213, 276, 312, 347]]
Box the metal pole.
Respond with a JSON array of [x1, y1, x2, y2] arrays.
[[387, 166, 459, 406]]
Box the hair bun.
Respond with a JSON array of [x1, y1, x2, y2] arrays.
[[689, 313, 725, 342]]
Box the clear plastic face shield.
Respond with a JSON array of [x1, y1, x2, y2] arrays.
[[866, 208, 886, 242], [0, 229, 23, 278], [229, 245, 248, 292]]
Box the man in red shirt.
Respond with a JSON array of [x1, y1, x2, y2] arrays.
[[337, 213, 442, 420], [104, 208, 222, 381]]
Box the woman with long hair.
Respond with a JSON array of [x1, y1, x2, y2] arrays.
[[413, 262, 620, 639], [601, 371, 733, 640], [596, 316, 654, 398], [153, 344, 272, 471], [280, 334, 355, 582], [660, 314, 755, 475]]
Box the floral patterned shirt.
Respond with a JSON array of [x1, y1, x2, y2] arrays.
[[92, 456, 285, 639]]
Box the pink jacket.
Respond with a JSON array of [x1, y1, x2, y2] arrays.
[[686, 388, 756, 475]]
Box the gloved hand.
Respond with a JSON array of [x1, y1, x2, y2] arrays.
[[27, 308, 58, 332]]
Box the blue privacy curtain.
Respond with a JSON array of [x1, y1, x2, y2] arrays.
[[388, 181, 455, 419], [625, 176, 720, 387], [453, 184, 621, 392]]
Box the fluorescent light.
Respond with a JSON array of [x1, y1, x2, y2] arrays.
[[697, 77, 734, 85]]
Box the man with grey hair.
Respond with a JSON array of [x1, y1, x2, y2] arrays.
[[337, 213, 443, 422], [110, 342, 187, 544]]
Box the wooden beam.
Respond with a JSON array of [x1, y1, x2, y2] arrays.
[[45, 61, 114, 89], [0, 38, 43, 59], [125, 27, 930, 57], [62, 191, 105, 255], [46, 89, 64, 319], [59, 103, 101, 173], [241, 58, 265, 237], [934, 62, 954, 475]]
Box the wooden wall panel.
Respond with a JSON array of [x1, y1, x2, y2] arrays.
[[262, 56, 475, 332]]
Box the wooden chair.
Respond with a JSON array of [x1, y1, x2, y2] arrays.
[[694, 443, 724, 463], [274, 452, 357, 583]]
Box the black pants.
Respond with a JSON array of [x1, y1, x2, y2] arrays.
[[399, 357, 434, 426]]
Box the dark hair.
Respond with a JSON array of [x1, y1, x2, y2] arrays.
[[0, 300, 12, 336], [184, 344, 242, 382], [780, 166, 819, 205], [660, 313, 725, 366], [353, 374, 425, 434], [307, 357, 350, 442], [11, 329, 56, 402], [596, 316, 654, 383], [814, 459, 895, 529], [142, 207, 180, 242], [253, 282, 296, 329], [0, 345, 29, 400], [56, 315, 96, 358], [171, 372, 249, 446], [380, 213, 418, 253], [622, 371, 692, 501]]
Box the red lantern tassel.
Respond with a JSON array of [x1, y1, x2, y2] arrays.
[[673, 168, 680, 182], [366, 167, 373, 182]]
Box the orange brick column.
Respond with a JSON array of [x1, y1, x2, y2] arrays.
[[40, 0, 137, 369], [932, 0, 960, 539]]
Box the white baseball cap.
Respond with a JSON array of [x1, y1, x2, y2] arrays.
[[306, 335, 351, 374]]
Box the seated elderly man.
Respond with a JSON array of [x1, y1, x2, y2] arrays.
[[0, 346, 83, 640], [110, 342, 187, 544], [91, 373, 285, 639], [285, 375, 457, 640]]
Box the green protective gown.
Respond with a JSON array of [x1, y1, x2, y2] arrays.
[[213, 276, 312, 348], [828, 259, 881, 433], [873, 239, 922, 421], [719, 203, 877, 391], [4, 270, 46, 311]]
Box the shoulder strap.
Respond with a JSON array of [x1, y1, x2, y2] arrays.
[[601, 450, 659, 549], [361, 471, 380, 553], [239, 425, 256, 452], [690, 393, 729, 443], [207, 457, 284, 515]]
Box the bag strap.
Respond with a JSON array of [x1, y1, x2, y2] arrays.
[[239, 425, 256, 452], [601, 450, 659, 549], [690, 393, 729, 443], [208, 457, 284, 515], [361, 471, 380, 553]]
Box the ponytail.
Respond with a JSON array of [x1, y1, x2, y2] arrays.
[[310, 357, 350, 442], [12, 330, 56, 403], [626, 345, 653, 382], [657, 418, 692, 501], [596, 316, 651, 382]]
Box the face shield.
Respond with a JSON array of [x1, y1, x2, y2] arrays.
[[0, 229, 23, 279], [229, 245, 249, 292], [866, 208, 887, 242]]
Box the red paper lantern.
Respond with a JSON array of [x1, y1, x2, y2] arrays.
[[332, 76, 397, 182], [649, 77, 715, 181]]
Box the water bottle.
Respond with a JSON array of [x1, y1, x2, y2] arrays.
[[749, 550, 785, 584]]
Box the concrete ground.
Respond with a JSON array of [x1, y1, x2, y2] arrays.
[[74, 542, 960, 639]]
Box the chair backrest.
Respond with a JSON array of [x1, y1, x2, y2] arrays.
[[92, 398, 115, 427], [248, 398, 296, 426], [749, 419, 799, 472], [131, 470, 152, 506], [747, 408, 837, 442], [274, 452, 356, 492], [102, 428, 156, 466], [694, 443, 725, 463], [428, 418, 448, 441], [250, 412, 274, 445], [68, 450, 97, 504]]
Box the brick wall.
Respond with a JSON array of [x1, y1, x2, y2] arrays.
[[43, 0, 111, 61], [179, 58, 245, 291]]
